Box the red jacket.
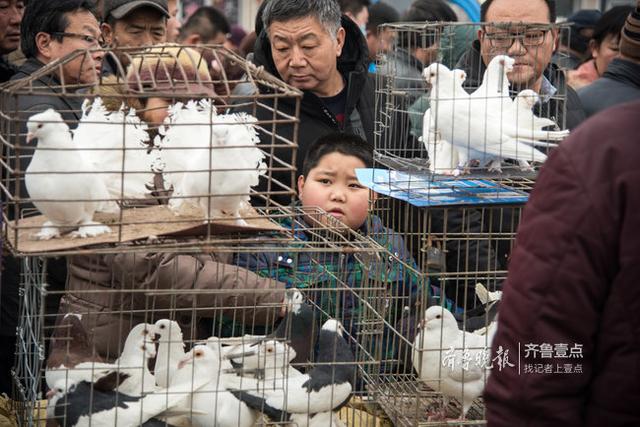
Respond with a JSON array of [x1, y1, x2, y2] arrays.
[[486, 100, 640, 427]]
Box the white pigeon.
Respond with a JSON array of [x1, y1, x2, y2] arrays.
[[110, 323, 157, 396], [226, 319, 355, 420], [159, 100, 266, 224], [73, 97, 157, 200], [173, 345, 257, 427], [507, 89, 570, 142], [46, 323, 156, 396], [423, 62, 547, 173], [470, 55, 514, 112], [412, 306, 492, 419], [474, 282, 502, 305], [153, 319, 186, 388], [24, 109, 114, 239]]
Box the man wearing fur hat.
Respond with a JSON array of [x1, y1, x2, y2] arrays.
[[578, 2, 640, 117]]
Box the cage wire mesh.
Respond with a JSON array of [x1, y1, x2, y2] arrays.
[[353, 21, 560, 426], [374, 21, 571, 185], [10, 207, 426, 427], [0, 44, 302, 256]]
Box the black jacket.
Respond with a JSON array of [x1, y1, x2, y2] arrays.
[[0, 55, 17, 83], [248, 16, 375, 205], [456, 40, 586, 130], [577, 58, 640, 118]]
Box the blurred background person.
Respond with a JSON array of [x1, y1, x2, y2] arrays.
[[578, 2, 640, 117], [553, 9, 601, 70], [339, 0, 370, 34], [365, 1, 399, 73], [100, 0, 169, 72], [569, 6, 633, 90], [0, 0, 24, 82], [178, 5, 230, 45], [166, 0, 182, 42]]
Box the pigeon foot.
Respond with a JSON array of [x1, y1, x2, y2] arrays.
[[33, 222, 61, 240], [70, 222, 111, 238]]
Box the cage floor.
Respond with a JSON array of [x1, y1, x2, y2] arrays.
[[369, 375, 486, 427]]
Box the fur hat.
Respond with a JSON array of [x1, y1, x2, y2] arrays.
[[126, 44, 215, 97], [620, 1, 640, 61]]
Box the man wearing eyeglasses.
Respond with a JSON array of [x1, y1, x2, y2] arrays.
[[456, 0, 585, 131], [1, 0, 104, 396]]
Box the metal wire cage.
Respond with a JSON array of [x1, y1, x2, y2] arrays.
[[374, 21, 572, 182], [1, 44, 302, 256], [10, 207, 415, 427]]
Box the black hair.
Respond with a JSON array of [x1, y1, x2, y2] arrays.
[[302, 133, 373, 178], [338, 0, 370, 16], [592, 5, 634, 46], [366, 1, 399, 33], [255, 0, 270, 35], [481, 0, 556, 23], [179, 6, 230, 43], [21, 0, 98, 59], [403, 0, 458, 23]]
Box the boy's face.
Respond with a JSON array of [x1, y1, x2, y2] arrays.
[[298, 152, 369, 230]]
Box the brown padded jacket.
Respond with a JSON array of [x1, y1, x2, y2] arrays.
[[61, 251, 286, 359]]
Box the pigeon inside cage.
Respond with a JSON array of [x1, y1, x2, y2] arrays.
[[10, 221, 401, 426], [374, 22, 572, 178], [0, 44, 302, 253]]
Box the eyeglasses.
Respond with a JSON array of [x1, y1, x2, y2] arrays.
[[51, 32, 104, 48], [483, 29, 549, 49]]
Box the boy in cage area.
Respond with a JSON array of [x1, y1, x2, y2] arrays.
[[235, 132, 441, 366]]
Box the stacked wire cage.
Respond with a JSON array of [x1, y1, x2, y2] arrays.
[[1, 45, 400, 427], [361, 21, 573, 426]]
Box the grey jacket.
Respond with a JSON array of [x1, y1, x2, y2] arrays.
[[578, 58, 640, 118]]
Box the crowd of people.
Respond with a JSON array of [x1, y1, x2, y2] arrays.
[[0, 0, 639, 425]]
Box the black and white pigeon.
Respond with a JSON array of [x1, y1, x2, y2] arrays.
[[223, 289, 317, 372], [227, 319, 356, 423], [25, 109, 116, 239], [49, 349, 213, 427], [46, 313, 109, 390]]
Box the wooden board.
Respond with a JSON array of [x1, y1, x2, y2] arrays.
[[5, 204, 285, 254]]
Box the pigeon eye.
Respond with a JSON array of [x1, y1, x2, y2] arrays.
[[57, 388, 63, 393], [267, 347, 273, 353], [435, 315, 441, 319], [37, 124, 43, 129], [195, 350, 203, 357], [159, 324, 165, 329]]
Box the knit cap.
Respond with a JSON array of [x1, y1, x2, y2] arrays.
[[620, 0, 640, 61], [127, 44, 215, 97]]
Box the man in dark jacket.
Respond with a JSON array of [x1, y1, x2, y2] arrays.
[[485, 99, 640, 427], [1, 0, 102, 395], [578, 2, 640, 117], [0, 0, 24, 397], [456, 0, 586, 130], [249, 0, 375, 206]]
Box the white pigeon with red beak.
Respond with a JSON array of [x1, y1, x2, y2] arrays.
[[24, 109, 114, 240]]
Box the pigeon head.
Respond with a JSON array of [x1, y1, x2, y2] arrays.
[[453, 69, 467, 85], [177, 344, 217, 370], [488, 54, 515, 74], [422, 63, 453, 86], [422, 306, 458, 331], [321, 319, 345, 336], [26, 109, 68, 144], [153, 319, 184, 344], [257, 340, 296, 368], [284, 289, 305, 314], [516, 89, 540, 110]]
